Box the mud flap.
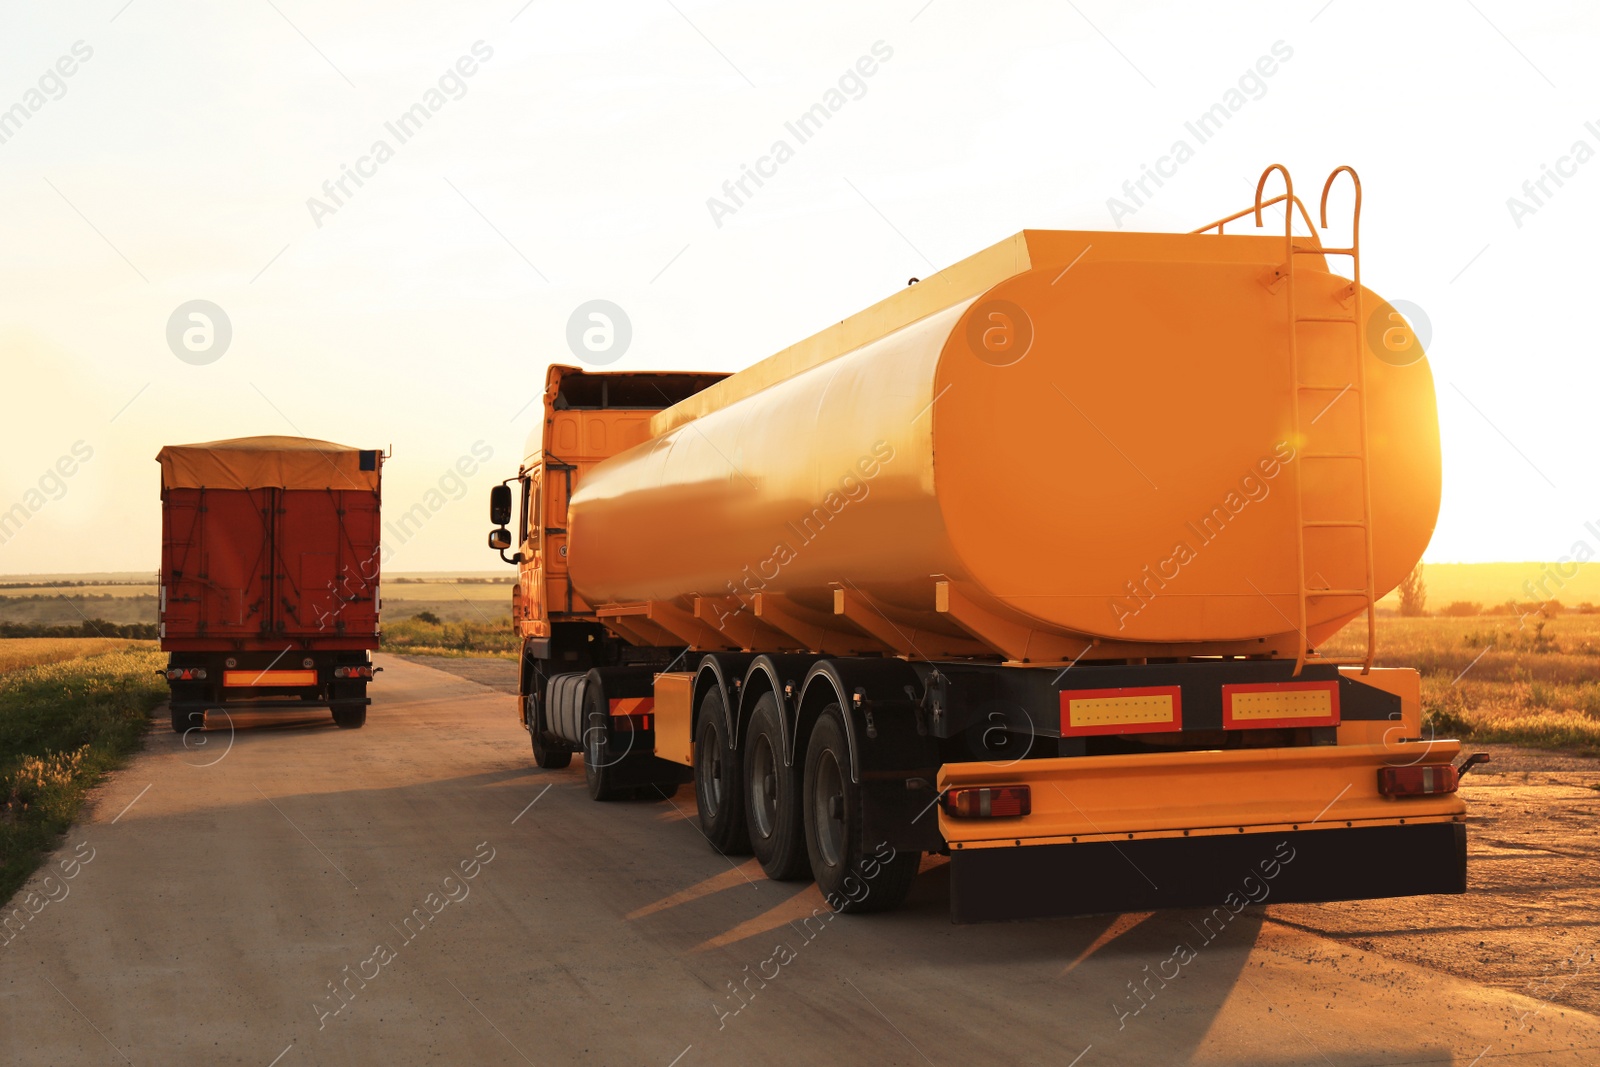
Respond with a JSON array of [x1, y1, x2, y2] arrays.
[[949, 821, 1466, 924]]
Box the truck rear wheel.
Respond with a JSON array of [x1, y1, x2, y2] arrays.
[[803, 707, 920, 914], [583, 684, 626, 801], [528, 693, 573, 770], [170, 707, 204, 734], [332, 705, 367, 729], [693, 690, 750, 854], [744, 693, 810, 880]]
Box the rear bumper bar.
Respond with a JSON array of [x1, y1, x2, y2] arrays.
[[170, 698, 371, 712], [938, 741, 1467, 847], [950, 821, 1466, 923]]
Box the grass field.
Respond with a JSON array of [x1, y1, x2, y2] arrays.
[[379, 616, 517, 658], [1324, 614, 1600, 754], [0, 640, 166, 905], [0, 638, 151, 673]]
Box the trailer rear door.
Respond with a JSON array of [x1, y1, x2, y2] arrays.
[[273, 488, 381, 638], [161, 487, 273, 639]]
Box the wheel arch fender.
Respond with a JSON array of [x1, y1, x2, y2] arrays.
[[518, 640, 539, 729], [795, 658, 934, 784], [741, 654, 816, 765], [691, 653, 754, 751]]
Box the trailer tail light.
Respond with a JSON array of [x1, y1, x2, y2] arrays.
[[165, 668, 207, 681], [333, 666, 373, 679], [943, 785, 1031, 819], [1059, 686, 1182, 737], [1222, 680, 1340, 730], [1378, 764, 1459, 797]]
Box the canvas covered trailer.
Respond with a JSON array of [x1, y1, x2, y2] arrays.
[[157, 435, 383, 732]]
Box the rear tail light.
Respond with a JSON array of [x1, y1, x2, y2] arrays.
[[943, 785, 1031, 819], [1378, 765, 1459, 797], [333, 666, 373, 679], [165, 668, 208, 681]]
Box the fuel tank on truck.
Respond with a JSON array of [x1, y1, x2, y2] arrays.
[[565, 201, 1440, 664]]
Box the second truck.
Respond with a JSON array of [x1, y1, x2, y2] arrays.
[[489, 166, 1473, 922], [157, 436, 383, 732]]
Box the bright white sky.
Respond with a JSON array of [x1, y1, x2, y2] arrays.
[[1, 0, 1594, 574]]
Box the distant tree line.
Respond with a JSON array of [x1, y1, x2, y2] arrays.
[[0, 620, 159, 639]]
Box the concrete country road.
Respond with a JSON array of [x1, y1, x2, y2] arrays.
[[2, 655, 1597, 1065]]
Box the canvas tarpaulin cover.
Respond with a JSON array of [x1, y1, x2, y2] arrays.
[[156, 436, 380, 491]]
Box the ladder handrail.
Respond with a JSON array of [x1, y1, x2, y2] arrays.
[[1254, 165, 1315, 678], [1315, 165, 1378, 674], [1319, 165, 1362, 231], [1189, 192, 1322, 240]]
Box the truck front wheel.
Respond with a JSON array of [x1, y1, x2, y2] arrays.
[[744, 693, 809, 880], [332, 705, 367, 729], [170, 707, 204, 734], [802, 707, 920, 914]]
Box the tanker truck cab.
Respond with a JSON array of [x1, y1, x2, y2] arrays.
[[494, 165, 1478, 923]]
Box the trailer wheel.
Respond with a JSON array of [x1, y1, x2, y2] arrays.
[[744, 693, 810, 880], [693, 690, 750, 854], [803, 706, 920, 914], [170, 708, 204, 734], [332, 705, 367, 729], [528, 693, 573, 770], [583, 684, 626, 801]]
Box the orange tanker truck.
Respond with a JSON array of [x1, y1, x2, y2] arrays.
[[489, 165, 1476, 922]]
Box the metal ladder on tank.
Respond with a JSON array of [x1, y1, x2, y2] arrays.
[[1250, 164, 1378, 676]]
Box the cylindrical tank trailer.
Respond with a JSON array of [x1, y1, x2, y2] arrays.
[[493, 166, 1469, 922]]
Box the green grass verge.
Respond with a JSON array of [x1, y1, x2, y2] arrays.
[[0, 648, 166, 904], [380, 616, 516, 657]]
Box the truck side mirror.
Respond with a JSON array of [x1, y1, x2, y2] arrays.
[[490, 484, 513, 526], [488, 528, 512, 551]]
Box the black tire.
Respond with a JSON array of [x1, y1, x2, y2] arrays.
[[332, 704, 367, 729], [583, 682, 627, 801], [802, 706, 919, 914], [648, 783, 680, 801], [170, 707, 204, 734], [528, 692, 573, 770], [693, 689, 750, 854], [744, 693, 810, 880]]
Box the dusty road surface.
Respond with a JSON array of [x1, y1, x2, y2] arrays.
[[3, 656, 1598, 1066]]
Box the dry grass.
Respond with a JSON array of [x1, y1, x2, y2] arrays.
[[1323, 615, 1600, 755], [380, 616, 516, 658], [1, 645, 166, 902], [0, 637, 155, 673]]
